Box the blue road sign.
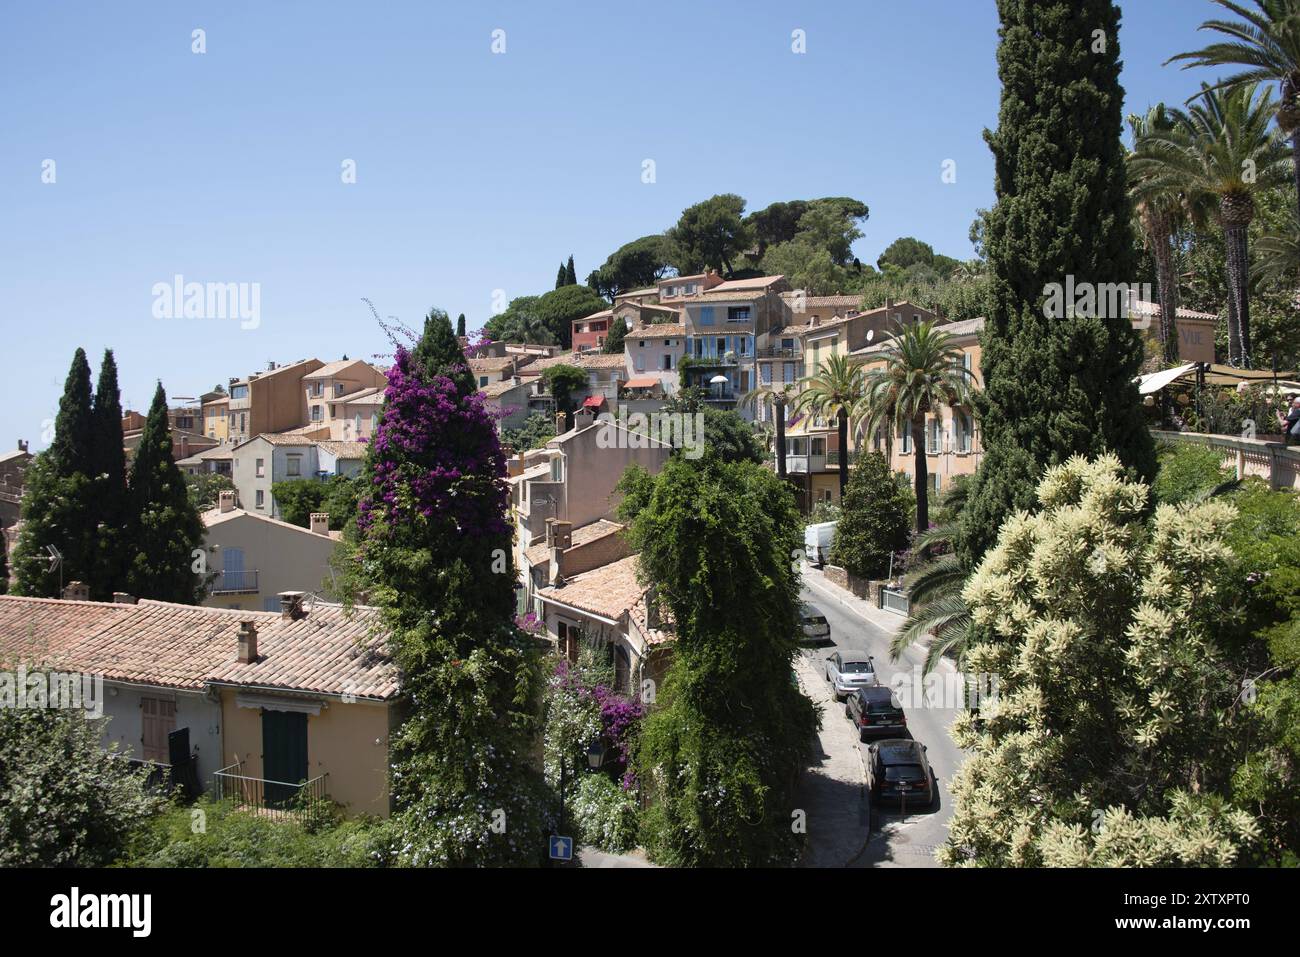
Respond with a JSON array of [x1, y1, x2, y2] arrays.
[[549, 835, 573, 861]]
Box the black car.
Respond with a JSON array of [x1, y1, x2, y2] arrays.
[[866, 738, 934, 808], [846, 686, 907, 740]]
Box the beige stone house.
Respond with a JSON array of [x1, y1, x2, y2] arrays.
[[226, 359, 325, 444]]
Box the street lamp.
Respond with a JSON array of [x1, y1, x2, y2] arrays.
[[586, 739, 608, 771]]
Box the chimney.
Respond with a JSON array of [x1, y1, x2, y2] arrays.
[[237, 620, 258, 663], [279, 591, 308, 621], [17, 439, 28, 453], [574, 408, 595, 431], [555, 411, 568, 435], [506, 454, 524, 478], [309, 512, 330, 535], [112, 592, 137, 604], [548, 520, 573, 586], [62, 581, 90, 601], [218, 490, 236, 513]]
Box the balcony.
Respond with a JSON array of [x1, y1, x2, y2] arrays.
[[783, 453, 827, 474], [757, 346, 802, 359], [825, 450, 860, 468], [210, 569, 259, 595], [213, 764, 330, 822]]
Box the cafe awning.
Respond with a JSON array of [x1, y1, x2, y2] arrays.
[[1136, 363, 1298, 394], [625, 376, 660, 389]]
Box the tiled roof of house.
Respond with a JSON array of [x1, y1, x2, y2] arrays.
[[481, 379, 527, 399], [780, 293, 864, 309], [316, 440, 368, 459], [709, 275, 785, 292], [242, 432, 318, 447], [574, 353, 630, 369], [629, 591, 675, 646], [0, 595, 397, 700], [303, 359, 370, 380], [536, 554, 645, 621], [625, 324, 686, 339], [469, 356, 520, 373], [202, 506, 336, 539], [852, 316, 985, 357], [694, 289, 768, 302], [339, 386, 384, 405], [615, 287, 659, 299], [524, 518, 624, 569], [1129, 299, 1219, 322], [575, 309, 614, 322]]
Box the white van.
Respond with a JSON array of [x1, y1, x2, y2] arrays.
[[804, 521, 837, 567]]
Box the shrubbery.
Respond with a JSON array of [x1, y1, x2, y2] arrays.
[[120, 798, 391, 868], [571, 774, 639, 854], [830, 451, 912, 580]]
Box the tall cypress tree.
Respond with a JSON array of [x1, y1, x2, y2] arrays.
[[348, 310, 547, 865], [124, 383, 204, 603], [555, 263, 567, 289], [958, 0, 1156, 563], [564, 255, 577, 286], [456, 313, 467, 338], [12, 349, 98, 596], [91, 349, 127, 599]]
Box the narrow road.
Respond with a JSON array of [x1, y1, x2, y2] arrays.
[[797, 567, 965, 867]]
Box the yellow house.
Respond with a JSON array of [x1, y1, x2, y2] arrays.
[[0, 590, 400, 819]]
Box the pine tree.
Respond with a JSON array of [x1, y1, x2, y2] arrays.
[[124, 383, 204, 603], [90, 350, 127, 599], [957, 0, 1156, 563], [12, 349, 98, 596], [348, 313, 548, 865], [456, 313, 467, 338], [564, 255, 577, 286]]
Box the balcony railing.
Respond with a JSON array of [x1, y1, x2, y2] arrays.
[[783, 453, 827, 474], [756, 346, 802, 359], [210, 569, 259, 595], [825, 450, 860, 468], [213, 764, 330, 822]]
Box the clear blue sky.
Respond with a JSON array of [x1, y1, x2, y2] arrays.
[[0, 1, 1224, 449]]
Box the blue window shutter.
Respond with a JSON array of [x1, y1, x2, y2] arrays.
[[700, 307, 714, 326]]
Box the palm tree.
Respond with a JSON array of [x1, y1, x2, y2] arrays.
[[791, 354, 864, 500], [740, 381, 798, 478], [1127, 104, 1186, 365], [1167, 0, 1300, 220], [890, 479, 975, 675], [857, 321, 974, 535], [1129, 83, 1291, 367]]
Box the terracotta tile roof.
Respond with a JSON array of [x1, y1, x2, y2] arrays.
[[303, 359, 371, 380], [709, 275, 785, 292], [615, 287, 659, 299], [780, 293, 864, 309], [339, 387, 384, 406], [852, 316, 985, 357], [316, 440, 368, 459], [481, 379, 527, 399], [625, 324, 686, 339], [469, 356, 519, 373], [524, 519, 624, 569], [202, 506, 335, 539], [629, 592, 675, 646], [573, 353, 627, 370], [0, 595, 398, 699], [536, 554, 645, 621], [694, 289, 768, 302], [240, 432, 317, 448]]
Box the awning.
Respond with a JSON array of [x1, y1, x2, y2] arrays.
[[1137, 363, 1196, 395], [625, 376, 660, 389], [582, 395, 606, 409], [1138, 362, 1300, 394]]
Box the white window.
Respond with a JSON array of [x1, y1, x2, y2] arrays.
[[255, 489, 265, 509], [255, 457, 265, 478]]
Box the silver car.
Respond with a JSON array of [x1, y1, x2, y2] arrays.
[[799, 603, 830, 643], [825, 650, 877, 700]]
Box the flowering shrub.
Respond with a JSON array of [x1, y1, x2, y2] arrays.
[[571, 774, 640, 854]]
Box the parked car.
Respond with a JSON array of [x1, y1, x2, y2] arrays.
[[804, 521, 837, 567], [865, 738, 934, 808], [824, 650, 877, 700], [846, 686, 907, 740], [798, 602, 830, 644]]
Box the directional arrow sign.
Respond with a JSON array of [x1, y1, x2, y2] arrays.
[[548, 835, 573, 862], [45, 544, 62, 573]]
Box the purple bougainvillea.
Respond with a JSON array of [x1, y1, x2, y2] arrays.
[[357, 345, 510, 543]]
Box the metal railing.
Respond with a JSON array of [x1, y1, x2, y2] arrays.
[[826, 450, 860, 468], [756, 346, 802, 359], [210, 569, 258, 594], [213, 764, 330, 823]]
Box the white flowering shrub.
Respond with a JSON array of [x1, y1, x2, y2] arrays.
[[572, 773, 640, 854], [941, 454, 1260, 867]]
